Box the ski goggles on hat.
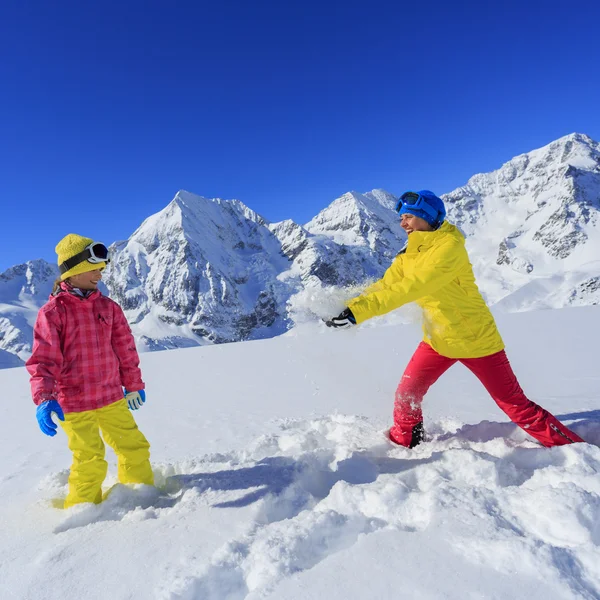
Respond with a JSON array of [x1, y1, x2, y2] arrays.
[[395, 191, 440, 223], [59, 242, 110, 275]]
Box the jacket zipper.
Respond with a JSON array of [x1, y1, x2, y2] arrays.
[[95, 312, 102, 352]]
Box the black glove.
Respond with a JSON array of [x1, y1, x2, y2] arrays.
[[324, 308, 356, 328]]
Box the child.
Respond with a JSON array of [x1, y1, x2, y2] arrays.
[[26, 233, 154, 507], [326, 191, 584, 449]]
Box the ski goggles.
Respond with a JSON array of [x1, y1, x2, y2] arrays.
[[394, 191, 440, 223], [59, 242, 110, 275]]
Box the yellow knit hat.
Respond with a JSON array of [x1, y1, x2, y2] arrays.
[[55, 234, 107, 281]]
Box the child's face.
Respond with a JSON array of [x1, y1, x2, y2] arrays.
[[68, 268, 103, 290]]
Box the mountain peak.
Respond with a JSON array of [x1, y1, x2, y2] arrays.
[[173, 189, 202, 203], [364, 189, 399, 211], [514, 133, 600, 172], [556, 132, 595, 145]]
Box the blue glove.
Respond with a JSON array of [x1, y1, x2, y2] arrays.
[[36, 400, 65, 437], [124, 389, 146, 410]]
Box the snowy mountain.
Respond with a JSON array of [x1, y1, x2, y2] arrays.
[[272, 190, 405, 288], [0, 259, 58, 362], [2, 305, 600, 599], [444, 133, 600, 309], [1, 133, 599, 366], [0, 188, 404, 360], [99, 189, 404, 351], [101, 191, 291, 349], [101, 189, 405, 351]]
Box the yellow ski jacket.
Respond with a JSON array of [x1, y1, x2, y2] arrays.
[[347, 221, 504, 359]]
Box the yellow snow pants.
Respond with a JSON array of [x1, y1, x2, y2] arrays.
[[60, 399, 153, 508]]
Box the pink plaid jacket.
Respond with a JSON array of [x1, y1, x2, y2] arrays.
[[26, 285, 144, 413]]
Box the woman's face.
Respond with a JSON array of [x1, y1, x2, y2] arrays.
[[68, 268, 103, 290], [400, 213, 434, 234]]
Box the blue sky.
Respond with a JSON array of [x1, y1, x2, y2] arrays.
[[1, 0, 599, 271]]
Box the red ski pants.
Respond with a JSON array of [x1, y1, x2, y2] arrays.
[[390, 342, 584, 448]]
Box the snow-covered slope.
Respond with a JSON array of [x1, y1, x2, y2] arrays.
[[2, 306, 599, 599], [0, 347, 23, 368]]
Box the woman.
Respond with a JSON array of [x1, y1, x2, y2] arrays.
[[326, 190, 584, 448], [26, 233, 154, 507]]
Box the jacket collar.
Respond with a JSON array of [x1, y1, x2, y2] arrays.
[[406, 220, 463, 250], [53, 281, 101, 302]]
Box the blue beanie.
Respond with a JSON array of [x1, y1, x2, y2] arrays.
[[397, 190, 446, 229]]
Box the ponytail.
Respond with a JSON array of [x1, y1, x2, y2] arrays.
[[52, 277, 63, 295]]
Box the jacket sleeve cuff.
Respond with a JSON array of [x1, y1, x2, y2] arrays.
[[34, 393, 55, 406], [122, 383, 145, 392], [346, 299, 367, 324]]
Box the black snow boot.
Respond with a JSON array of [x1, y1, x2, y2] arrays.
[[409, 422, 425, 448]]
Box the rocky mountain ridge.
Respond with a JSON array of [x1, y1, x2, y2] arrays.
[[1, 133, 598, 367]]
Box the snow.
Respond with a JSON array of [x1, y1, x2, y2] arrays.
[[1, 305, 599, 599]]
